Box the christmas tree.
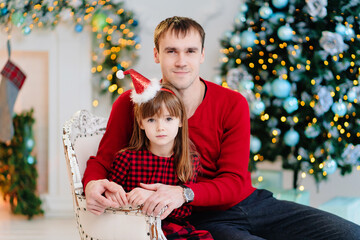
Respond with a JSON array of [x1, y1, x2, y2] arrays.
[[0, 110, 43, 219], [219, 0, 360, 188]]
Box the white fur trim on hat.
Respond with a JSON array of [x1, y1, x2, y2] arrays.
[[130, 78, 161, 104]]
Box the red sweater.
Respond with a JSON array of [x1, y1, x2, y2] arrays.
[[83, 80, 255, 210]]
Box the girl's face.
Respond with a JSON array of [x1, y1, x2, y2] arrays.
[[139, 103, 182, 156]]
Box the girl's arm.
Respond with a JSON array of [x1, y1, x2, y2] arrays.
[[106, 151, 131, 207]]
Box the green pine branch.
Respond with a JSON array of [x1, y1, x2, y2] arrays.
[[0, 109, 43, 219]]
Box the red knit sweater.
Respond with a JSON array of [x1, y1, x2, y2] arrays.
[[83, 80, 255, 210]]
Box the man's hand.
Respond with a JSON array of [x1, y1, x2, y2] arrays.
[[85, 179, 124, 215], [140, 183, 185, 220], [104, 184, 128, 208], [127, 187, 154, 208]]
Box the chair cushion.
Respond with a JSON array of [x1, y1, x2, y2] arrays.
[[73, 134, 103, 178]]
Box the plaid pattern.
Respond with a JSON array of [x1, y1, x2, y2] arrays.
[[0, 60, 26, 142], [1, 60, 26, 89], [162, 219, 213, 240], [108, 149, 200, 219]]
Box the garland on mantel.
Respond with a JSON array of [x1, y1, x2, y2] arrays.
[[0, 0, 140, 103]]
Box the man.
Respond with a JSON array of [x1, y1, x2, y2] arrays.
[[83, 16, 360, 239]]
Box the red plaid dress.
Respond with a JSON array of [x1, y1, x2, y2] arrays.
[[108, 149, 213, 240]]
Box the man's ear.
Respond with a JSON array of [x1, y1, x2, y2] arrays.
[[154, 47, 160, 63], [200, 47, 205, 64]]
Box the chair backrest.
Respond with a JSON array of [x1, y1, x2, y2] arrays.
[[62, 110, 166, 240], [63, 109, 107, 194]]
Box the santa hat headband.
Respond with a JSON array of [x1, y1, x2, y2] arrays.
[[117, 69, 163, 104]]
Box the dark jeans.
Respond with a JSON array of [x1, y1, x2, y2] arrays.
[[187, 189, 360, 240]]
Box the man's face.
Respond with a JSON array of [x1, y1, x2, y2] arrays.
[[154, 29, 205, 91]]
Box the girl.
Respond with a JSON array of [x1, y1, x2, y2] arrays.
[[106, 70, 213, 240]]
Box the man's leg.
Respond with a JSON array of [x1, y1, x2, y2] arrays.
[[189, 189, 360, 240], [243, 189, 360, 240], [192, 220, 265, 240], [188, 193, 265, 240]]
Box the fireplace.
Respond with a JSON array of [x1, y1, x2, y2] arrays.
[[0, 24, 92, 216]]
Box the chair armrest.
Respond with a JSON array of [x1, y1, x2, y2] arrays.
[[74, 193, 167, 240]]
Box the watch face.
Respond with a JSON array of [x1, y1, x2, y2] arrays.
[[184, 188, 194, 202]]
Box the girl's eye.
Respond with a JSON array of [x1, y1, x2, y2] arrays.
[[166, 117, 173, 121], [147, 118, 155, 123]]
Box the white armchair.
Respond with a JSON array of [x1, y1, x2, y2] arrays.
[[62, 110, 166, 240]]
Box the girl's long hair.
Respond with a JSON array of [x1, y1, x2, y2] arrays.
[[127, 83, 194, 183]]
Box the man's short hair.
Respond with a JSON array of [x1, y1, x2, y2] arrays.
[[154, 16, 205, 51]]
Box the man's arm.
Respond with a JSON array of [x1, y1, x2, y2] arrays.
[[82, 91, 134, 213], [85, 180, 126, 214], [187, 92, 254, 208]]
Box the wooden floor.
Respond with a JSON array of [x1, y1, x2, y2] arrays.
[[0, 202, 79, 240]]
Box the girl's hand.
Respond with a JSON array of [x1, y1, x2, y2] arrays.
[[104, 182, 128, 208], [127, 187, 155, 208]]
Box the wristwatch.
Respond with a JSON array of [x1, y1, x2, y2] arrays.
[[180, 185, 194, 203]]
